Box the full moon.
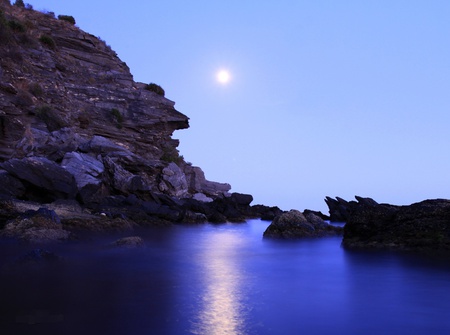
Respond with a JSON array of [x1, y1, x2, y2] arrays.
[[217, 70, 231, 84]]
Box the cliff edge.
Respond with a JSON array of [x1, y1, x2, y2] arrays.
[[0, 2, 282, 228]]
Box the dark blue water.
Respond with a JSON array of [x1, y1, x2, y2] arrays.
[[1, 219, 450, 335]]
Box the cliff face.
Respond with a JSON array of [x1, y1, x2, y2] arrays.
[[0, 2, 230, 204]]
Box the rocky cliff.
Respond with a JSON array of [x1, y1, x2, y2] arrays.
[[0, 2, 284, 230]]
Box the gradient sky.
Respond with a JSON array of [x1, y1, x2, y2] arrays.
[[27, 0, 450, 212]]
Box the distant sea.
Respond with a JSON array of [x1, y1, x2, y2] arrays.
[[1, 219, 450, 335]]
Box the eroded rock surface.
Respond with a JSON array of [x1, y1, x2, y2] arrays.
[[0, 3, 263, 227]]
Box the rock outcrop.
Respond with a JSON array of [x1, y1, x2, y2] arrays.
[[263, 209, 342, 238], [325, 196, 378, 222], [0, 3, 200, 200], [0, 2, 278, 230], [326, 196, 450, 251]]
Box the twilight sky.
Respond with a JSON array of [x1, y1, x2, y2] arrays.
[[28, 0, 450, 212]]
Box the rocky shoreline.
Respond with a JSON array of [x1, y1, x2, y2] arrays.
[[1, 2, 449, 254], [0, 1, 283, 241]]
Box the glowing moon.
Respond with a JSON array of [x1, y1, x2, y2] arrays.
[[217, 70, 231, 84]]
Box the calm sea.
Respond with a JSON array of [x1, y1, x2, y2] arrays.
[[1, 219, 450, 335]]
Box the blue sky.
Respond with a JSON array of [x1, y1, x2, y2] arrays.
[[27, 1, 450, 212]]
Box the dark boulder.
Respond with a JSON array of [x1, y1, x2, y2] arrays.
[[263, 209, 343, 239], [1, 157, 78, 201], [251, 205, 284, 221], [230, 193, 253, 206]]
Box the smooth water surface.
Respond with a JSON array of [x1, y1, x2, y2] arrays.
[[1, 219, 450, 334]]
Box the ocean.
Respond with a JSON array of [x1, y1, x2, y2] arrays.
[[1, 219, 450, 335]]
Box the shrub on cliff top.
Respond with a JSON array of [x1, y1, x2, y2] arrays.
[[58, 15, 76, 25], [14, 0, 25, 7], [144, 83, 165, 97]]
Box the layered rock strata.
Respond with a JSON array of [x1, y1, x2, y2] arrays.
[[0, 3, 279, 235]]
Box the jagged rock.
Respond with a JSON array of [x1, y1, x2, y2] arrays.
[[61, 152, 104, 189], [192, 193, 213, 203], [102, 156, 149, 194], [354, 196, 379, 207], [25, 127, 83, 161], [325, 196, 380, 222], [325, 196, 350, 222], [161, 162, 188, 197], [184, 165, 231, 197], [263, 209, 342, 238], [230, 192, 253, 206], [250, 204, 284, 221], [342, 198, 450, 250], [0, 157, 77, 201]]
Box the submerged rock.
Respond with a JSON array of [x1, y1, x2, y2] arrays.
[[263, 209, 342, 238], [111, 236, 145, 248]]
